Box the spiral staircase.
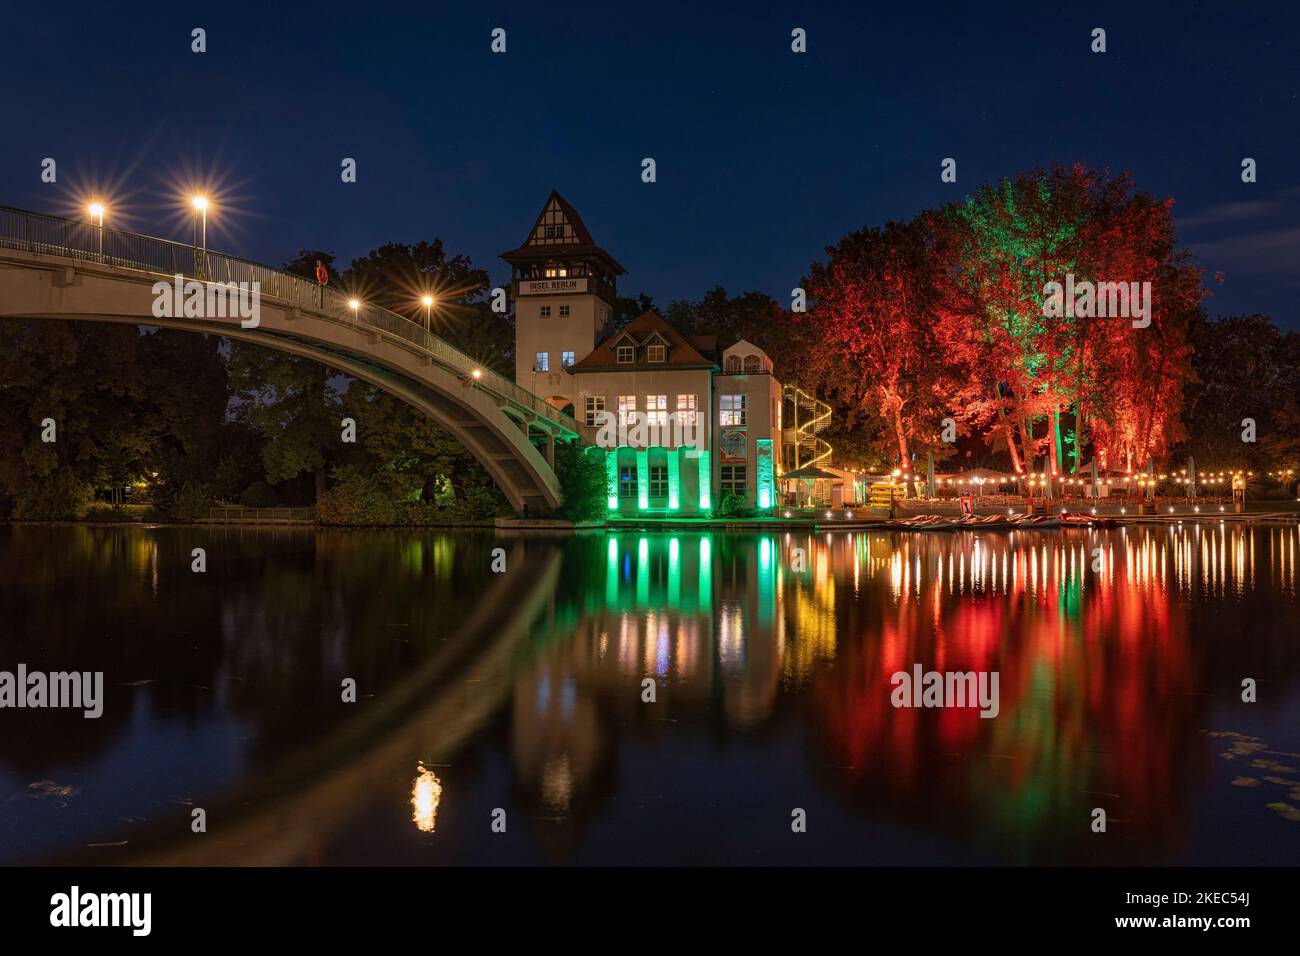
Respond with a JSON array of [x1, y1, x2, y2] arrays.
[[782, 383, 833, 470]]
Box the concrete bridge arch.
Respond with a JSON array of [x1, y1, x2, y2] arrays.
[[0, 207, 585, 514]]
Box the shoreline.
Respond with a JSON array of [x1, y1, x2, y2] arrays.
[[6, 506, 1299, 534]]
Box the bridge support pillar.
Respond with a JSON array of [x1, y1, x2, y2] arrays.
[[545, 433, 555, 470]]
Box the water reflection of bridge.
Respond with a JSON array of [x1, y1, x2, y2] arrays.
[[120, 542, 561, 865]]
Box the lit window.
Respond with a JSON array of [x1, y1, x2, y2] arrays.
[[559, 305, 570, 317], [720, 394, 746, 426], [720, 465, 747, 497], [676, 394, 697, 426], [649, 465, 668, 499], [618, 465, 638, 499], [647, 344, 666, 363], [540, 306, 551, 318], [616, 345, 635, 364], [618, 395, 636, 427], [562, 351, 575, 369], [535, 352, 549, 372], [584, 395, 605, 426], [646, 395, 668, 427]]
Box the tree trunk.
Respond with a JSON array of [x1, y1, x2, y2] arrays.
[[451, 463, 467, 506], [1019, 417, 1037, 474], [314, 466, 326, 504], [1049, 406, 1062, 475], [893, 410, 909, 469], [993, 381, 1024, 474], [893, 407, 911, 495]]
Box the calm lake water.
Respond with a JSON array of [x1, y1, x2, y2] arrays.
[[1, 523, 1298, 865]]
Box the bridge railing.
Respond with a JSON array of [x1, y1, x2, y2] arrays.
[[0, 204, 579, 437]]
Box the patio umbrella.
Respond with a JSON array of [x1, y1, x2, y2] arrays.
[[781, 465, 841, 481]]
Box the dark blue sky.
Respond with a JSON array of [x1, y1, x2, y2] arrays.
[[3, 1, 1297, 328]]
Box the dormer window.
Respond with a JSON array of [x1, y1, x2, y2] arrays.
[[616, 345, 635, 364], [647, 344, 666, 363], [724, 355, 741, 373], [743, 354, 761, 373]]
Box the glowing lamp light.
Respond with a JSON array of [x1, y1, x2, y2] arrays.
[[471, 368, 482, 380], [421, 295, 434, 307], [348, 298, 360, 311], [88, 201, 105, 219], [410, 764, 443, 833], [191, 195, 209, 211]]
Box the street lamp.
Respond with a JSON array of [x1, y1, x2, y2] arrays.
[[191, 195, 209, 254], [87, 200, 105, 260], [421, 294, 434, 332]]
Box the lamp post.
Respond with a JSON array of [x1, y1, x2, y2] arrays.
[[421, 294, 434, 333], [191, 196, 209, 249], [189, 196, 208, 274], [87, 201, 105, 261]]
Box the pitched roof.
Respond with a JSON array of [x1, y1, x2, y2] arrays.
[[500, 190, 626, 274], [570, 310, 716, 372], [720, 337, 774, 373], [688, 334, 719, 361], [725, 337, 765, 355]]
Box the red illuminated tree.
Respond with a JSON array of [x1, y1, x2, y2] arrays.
[[930, 165, 1201, 475], [803, 218, 948, 472]]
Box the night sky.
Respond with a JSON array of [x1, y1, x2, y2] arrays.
[[3, 1, 1297, 328]]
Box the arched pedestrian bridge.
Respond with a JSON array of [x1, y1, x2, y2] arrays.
[[0, 206, 582, 514]]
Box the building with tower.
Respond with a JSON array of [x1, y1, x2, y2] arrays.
[[505, 191, 785, 516], [502, 191, 625, 418]]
